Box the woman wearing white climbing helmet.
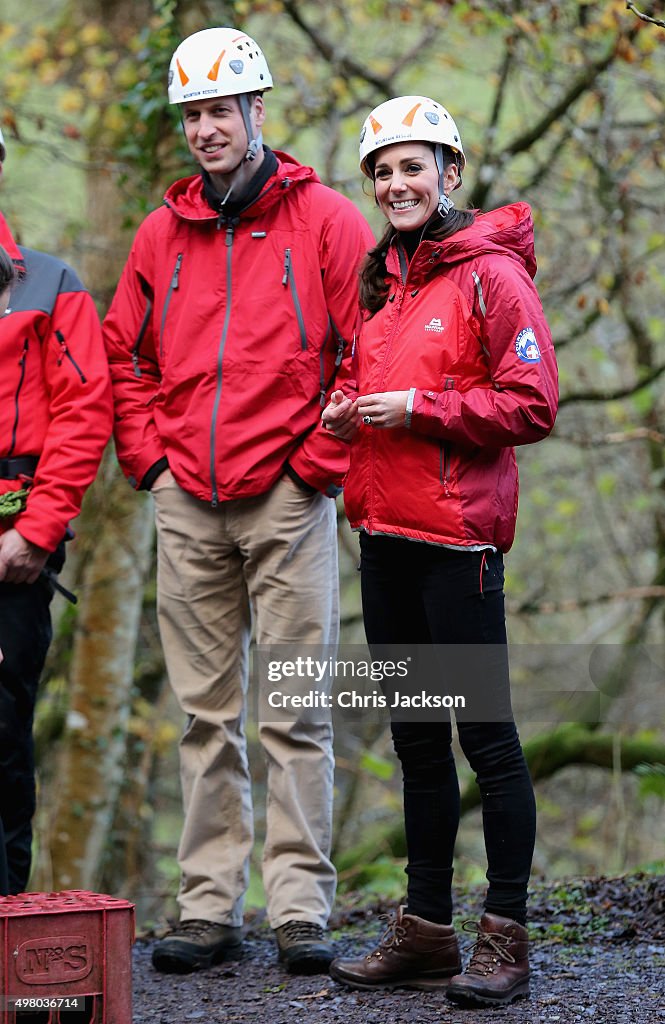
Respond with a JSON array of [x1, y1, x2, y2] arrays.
[[323, 96, 558, 1008]]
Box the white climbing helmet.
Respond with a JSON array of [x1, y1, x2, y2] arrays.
[[359, 95, 465, 181], [168, 27, 273, 105]]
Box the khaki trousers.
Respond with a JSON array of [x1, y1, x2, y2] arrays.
[[153, 475, 338, 928]]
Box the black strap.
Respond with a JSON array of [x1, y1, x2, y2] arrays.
[[0, 456, 39, 479]]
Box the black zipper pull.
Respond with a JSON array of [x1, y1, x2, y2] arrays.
[[282, 248, 291, 286], [55, 330, 66, 366]]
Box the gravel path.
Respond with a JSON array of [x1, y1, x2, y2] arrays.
[[132, 874, 665, 1024]]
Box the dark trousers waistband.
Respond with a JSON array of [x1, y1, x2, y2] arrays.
[[0, 456, 39, 480]]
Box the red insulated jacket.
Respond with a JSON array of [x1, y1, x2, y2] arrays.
[[0, 211, 113, 552], [344, 203, 558, 552], [103, 152, 374, 502]]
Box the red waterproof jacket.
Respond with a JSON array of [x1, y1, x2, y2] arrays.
[[0, 211, 113, 552], [344, 203, 558, 552], [103, 152, 374, 502]]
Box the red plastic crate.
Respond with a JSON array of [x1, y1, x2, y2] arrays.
[[0, 890, 134, 1023]]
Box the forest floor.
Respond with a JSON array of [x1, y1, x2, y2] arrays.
[[132, 872, 665, 1024]]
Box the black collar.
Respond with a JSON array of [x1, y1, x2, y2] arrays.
[[202, 147, 278, 220]]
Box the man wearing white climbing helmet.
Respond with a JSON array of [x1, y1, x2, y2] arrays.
[[104, 26, 373, 977]]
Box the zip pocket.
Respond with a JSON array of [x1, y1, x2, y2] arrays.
[[282, 248, 307, 351], [7, 338, 29, 457], [131, 277, 155, 378], [318, 315, 346, 407], [55, 330, 87, 383], [160, 252, 183, 358], [439, 441, 452, 496]]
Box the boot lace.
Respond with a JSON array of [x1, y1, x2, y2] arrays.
[[279, 921, 324, 943], [365, 913, 408, 961], [461, 920, 516, 976], [172, 919, 225, 939]]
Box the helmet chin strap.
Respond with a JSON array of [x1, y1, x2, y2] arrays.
[[239, 93, 261, 162], [434, 143, 454, 218], [203, 93, 262, 204]]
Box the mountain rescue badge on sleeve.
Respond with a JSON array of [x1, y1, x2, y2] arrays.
[[515, 326, 541, 363]]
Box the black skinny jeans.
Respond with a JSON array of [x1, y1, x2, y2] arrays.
[[360, 532, 536, 926]]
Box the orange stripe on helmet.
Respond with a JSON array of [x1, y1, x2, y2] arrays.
[[176, 59, 189, 86], [207, 49, 226, 82], [402, 103, 422, 127], [369, 115, 383, 135]]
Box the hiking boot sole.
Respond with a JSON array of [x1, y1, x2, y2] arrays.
[[280, 949, 335, 975], [329, 963, 459, 992], [152, 940, 243, 975], [447, 980, 530, 1007]]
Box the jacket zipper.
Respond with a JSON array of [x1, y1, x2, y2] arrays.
[[159, 253, 183, 359], [131, 290, 154, 378], [367, 279, 408, 531], [282, 248, 307, 351], [439, 378, 455, 496], [209, 226, 235, 507], [55, 330, 87, 383], [7, 338, 29, 457], [439, 442, 452, 496], [319, 316, 346, 408]]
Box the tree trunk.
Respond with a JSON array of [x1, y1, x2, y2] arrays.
[[43, 464, 154, 889]]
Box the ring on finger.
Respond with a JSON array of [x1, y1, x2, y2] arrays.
[[363, 415, 373, 425]]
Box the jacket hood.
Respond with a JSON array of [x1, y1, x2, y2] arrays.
[[388, 202, 538, 284], [437, 202, 537, 278], [0, 209, 25, 267], [163, 150, 321, 222]]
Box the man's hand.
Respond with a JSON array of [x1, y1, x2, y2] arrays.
[[0, 529, 50, 584], [356, 391, 409, 429], [321, 389, 361, 442]]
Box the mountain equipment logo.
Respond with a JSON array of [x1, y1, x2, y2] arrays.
[[515, 326, 541, 363], [425, 317, 445, 333]]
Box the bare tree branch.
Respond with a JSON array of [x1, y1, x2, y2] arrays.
[[509, 586, 665, 617], [559, 363, 665, 405], [553, 427, 665, 447], [626, 1, 665, 29], [280, 0, 440, 99], [469, 25, 639, 209]]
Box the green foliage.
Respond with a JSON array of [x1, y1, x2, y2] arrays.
[[634, 761, 665, 800], [359, 751, 395, 781], [2, 0, 664, 912]]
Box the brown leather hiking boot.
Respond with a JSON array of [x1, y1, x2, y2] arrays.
[[446, 912, 530, 1007], [329, 906, 461, 991]]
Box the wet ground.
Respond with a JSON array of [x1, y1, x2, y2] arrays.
[[133, 873, 665, 1024]]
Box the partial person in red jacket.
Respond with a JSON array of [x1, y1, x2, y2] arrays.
[[103, 28, 373, 975], [0, 126, 113, 896], [322, 96, 558, 1008]]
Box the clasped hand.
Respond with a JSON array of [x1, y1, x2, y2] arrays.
[[321, 390, 409, 440]]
